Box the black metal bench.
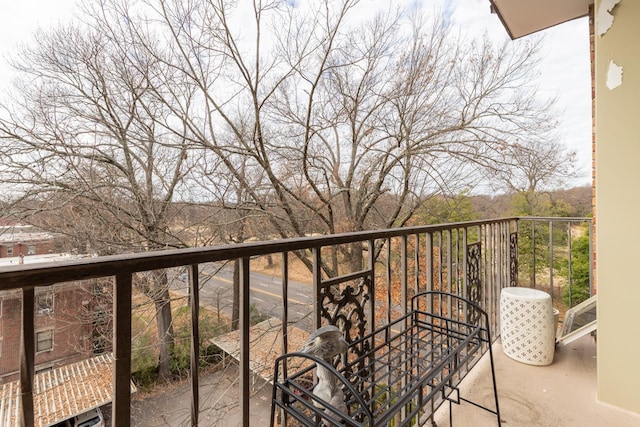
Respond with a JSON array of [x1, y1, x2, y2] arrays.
[[270, 291, 501, 426]]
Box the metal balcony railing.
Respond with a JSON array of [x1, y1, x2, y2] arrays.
[[0, 216, 591, 426]]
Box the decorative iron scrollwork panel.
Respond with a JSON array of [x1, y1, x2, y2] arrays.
[[319, 275, 372, 405], [510, 232, 518, 287], [466, 242, 482, 325], [319, 276, 370, 346]]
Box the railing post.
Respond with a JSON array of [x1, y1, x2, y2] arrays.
[[413, 234, 419, 297], [549, 221, 554, 304], [499, 222, 505, 291], [446, 230, 453, 294], [20, 287, 35, 427], [281, 252, 289, 353], [112, 272, 132, 426], [462, 227, 469, 302], [279, 253, 289, 427], [312, 248, 322, 329], [437, 232, 443, 290], [426, 232, 433, 293], [567, 224, 573, 307], [189, 264, 200, 426], [532, 221, 537, 288], [455, 228, 461, 296], [368, 239, 375, 336], [239, 257, 251, 427], [401, 235, 408, 316], [387, 238, 394, 325]]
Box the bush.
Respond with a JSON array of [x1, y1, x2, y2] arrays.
[[132, 364, 159, 390], [131, 305, 228, 386], [170, 306, 227, 378], [131, 329, 160, 390], [562, 232, 591, 307], [132, 332, 156, 370]]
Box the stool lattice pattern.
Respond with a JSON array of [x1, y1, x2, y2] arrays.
[[500, 289, 555, 366]]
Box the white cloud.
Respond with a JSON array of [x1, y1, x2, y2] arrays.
[[0, 0, 75, 50], [0, 0, 76, 91], [442, 0, 592, 186], [537, 19, 592, 183]]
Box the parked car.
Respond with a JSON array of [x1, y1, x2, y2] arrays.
[[52, 407, 105, 427]]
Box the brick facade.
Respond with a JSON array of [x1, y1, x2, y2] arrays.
[[0, 284, 94, 383], [0, 240, 54, 258], [0, 225, 60, 259]]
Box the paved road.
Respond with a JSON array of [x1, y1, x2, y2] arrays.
[[171, 262, 315, 330]]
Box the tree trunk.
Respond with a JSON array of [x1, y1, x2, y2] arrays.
[[348, 243, 364, 273], [150, 270, 175, 382], [154, 288, 174, 382]]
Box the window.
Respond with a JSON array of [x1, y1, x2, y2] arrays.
[[6, 246, 13, 256], [27, 245, 36, 255], [557, 295, 597, 345], [36, 329, 53, 353], [0, 337, 3, 357], [36, 293, 54, 315]]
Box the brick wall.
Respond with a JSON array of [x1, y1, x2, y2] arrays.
[[0, 241, 54, 258], [0, 284, 94, 383]]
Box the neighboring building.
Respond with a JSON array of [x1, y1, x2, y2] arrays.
[[0, 224, 60, 259], [0, 254, 98, 384], [0, 353, 136, 426]]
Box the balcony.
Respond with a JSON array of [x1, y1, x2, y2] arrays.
[[0, 216, 638, 426]]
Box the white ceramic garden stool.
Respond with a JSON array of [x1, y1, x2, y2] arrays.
[[500, 287, 556, 366]]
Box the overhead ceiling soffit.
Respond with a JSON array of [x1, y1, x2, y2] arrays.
[[489, 0, 593, 39]]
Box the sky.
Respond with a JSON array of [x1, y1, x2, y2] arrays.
[[0, 0, 593, 187]]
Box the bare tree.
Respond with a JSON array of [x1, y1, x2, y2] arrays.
[[0, 8, 203, 380], [142, 0, 564, 274], [488, 137, 577, 215], [1, 0, 566, 275]]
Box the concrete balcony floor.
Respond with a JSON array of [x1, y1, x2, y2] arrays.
[[131, 334, 640, 426], [434, 335, 640, 427]]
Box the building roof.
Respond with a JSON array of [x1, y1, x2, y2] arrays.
[[0, 253, 82, 268], [0, 225, 57, 245], [0, 232, 53, 244], [0, 353, 136, 427], [211, 317, 309, 382], [489, 0, 592, 39]]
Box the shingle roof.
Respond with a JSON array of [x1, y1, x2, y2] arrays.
[[211, 317, 309, 382], [0, 353, 136, 427]]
